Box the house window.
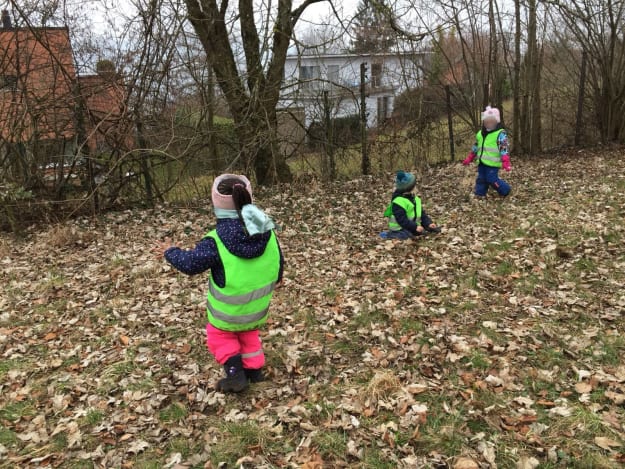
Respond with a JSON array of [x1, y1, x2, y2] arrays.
[[377, 96, 390, 125], [371, 63, 383, 87], [0, 75, 17, 91], [299, 65, 320, 90], [327, 65, 340, 86]]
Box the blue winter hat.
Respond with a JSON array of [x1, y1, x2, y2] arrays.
[[395, 170, 416, 192]]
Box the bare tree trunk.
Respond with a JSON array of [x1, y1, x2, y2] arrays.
[[574, 50, 587, 146], [513, 0, 521, 151], [184, 0, 324, 185], [521, 0, 541, 154]]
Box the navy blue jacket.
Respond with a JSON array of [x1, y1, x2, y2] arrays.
[[391, 191, 434, 235], [164, 218, 284, 288]]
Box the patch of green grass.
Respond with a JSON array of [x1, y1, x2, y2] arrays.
[[603, 231, 621, 243], [159, 403, 188, 423], [515, 272, 541, 295], [485, 241, 512, 253], [132, 452, 164, 469], [495, 260, 515, 276], [465, 417, 493, 434], [210, 421, 275, 466], [581, 229, 599, 239], [84, 409, 105, 426], [299, 308, 319, 331], [459, 301, 478, 312], [162, 326, 187, 340], [461, 270, 479, 289], [0, 359, 24, 379], [110, 254, 129, 267], [544, 406, 621, 465], [103, 359, 138, 381], [168, 436, 198, 458], [535, 347, 566, 369], [64, 461, 94, 469], [0, 426, 17, 446], [89, 306, 118, 326], [127, 377, 158, 392], [305, 399, 336, 423], [414, 410, 467, 454], [51, 431, 68, 451], [397, 316, 425, 334], [39, 268, 67, 293], [362, 447, 397, 468], [575, 257, 596, 272], [311, 430, 348, 459], [466, 349, 492, 371], [0, 401, 36, 422], [330, 337, 367, 356], [593, 336, 625, 366], [323, 286, 338, 300], [350, 307, 389, 330], [299, 349, 325, 368]]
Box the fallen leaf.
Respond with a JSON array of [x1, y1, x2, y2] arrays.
[[594, 436, 622, 450], [605, 391, 625, 405], [44, 332, 57, 341], [516, 455, 540, 468], [574, 382, 592, 394], [453, 456, 479, 469]]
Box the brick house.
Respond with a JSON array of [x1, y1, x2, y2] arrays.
[[0, 11, 131, 185]]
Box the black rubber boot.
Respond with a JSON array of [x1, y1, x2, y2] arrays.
[[216, 355, 248, 393], [244, 368, 265, 383]]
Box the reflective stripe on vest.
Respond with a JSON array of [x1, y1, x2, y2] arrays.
[[207, 302, 269, 325], [386, 196, 422, 231], [476, 129, 503, 167], [209, 281, 277, 305], [204, 229, 280, 332]]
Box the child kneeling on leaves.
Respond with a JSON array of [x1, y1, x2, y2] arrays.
[[380, 170, 441, 240], [154, 174, 283, 393]]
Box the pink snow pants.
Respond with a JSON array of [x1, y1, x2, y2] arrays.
[[205, 323, 265, 369]]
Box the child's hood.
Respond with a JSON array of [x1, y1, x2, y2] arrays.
[[215, 219, 273, 259]]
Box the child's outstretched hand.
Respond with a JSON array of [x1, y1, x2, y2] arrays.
[[152, 237, 174, 259], [462, 153, 476, 165]]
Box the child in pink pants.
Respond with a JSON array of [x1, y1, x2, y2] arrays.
[[155, 174, 283, 392]]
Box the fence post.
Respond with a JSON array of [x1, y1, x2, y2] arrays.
[[360, 62, 370, 175], [445, 85, 455, 161], [323, 90, 335, 180]]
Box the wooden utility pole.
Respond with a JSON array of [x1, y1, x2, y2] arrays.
[[360, 62, 370, 175]]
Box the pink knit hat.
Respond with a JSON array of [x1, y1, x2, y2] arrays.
[[481, 106, 501, 123], [211, 174, 253, 210]]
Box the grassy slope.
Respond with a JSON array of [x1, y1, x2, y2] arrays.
[[1, 148, 624, 468]]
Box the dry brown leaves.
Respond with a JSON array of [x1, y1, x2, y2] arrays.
[[1, 148, 625, 467]]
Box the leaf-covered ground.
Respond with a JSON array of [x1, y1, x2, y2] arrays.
[[1, 149, 625, 468]]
